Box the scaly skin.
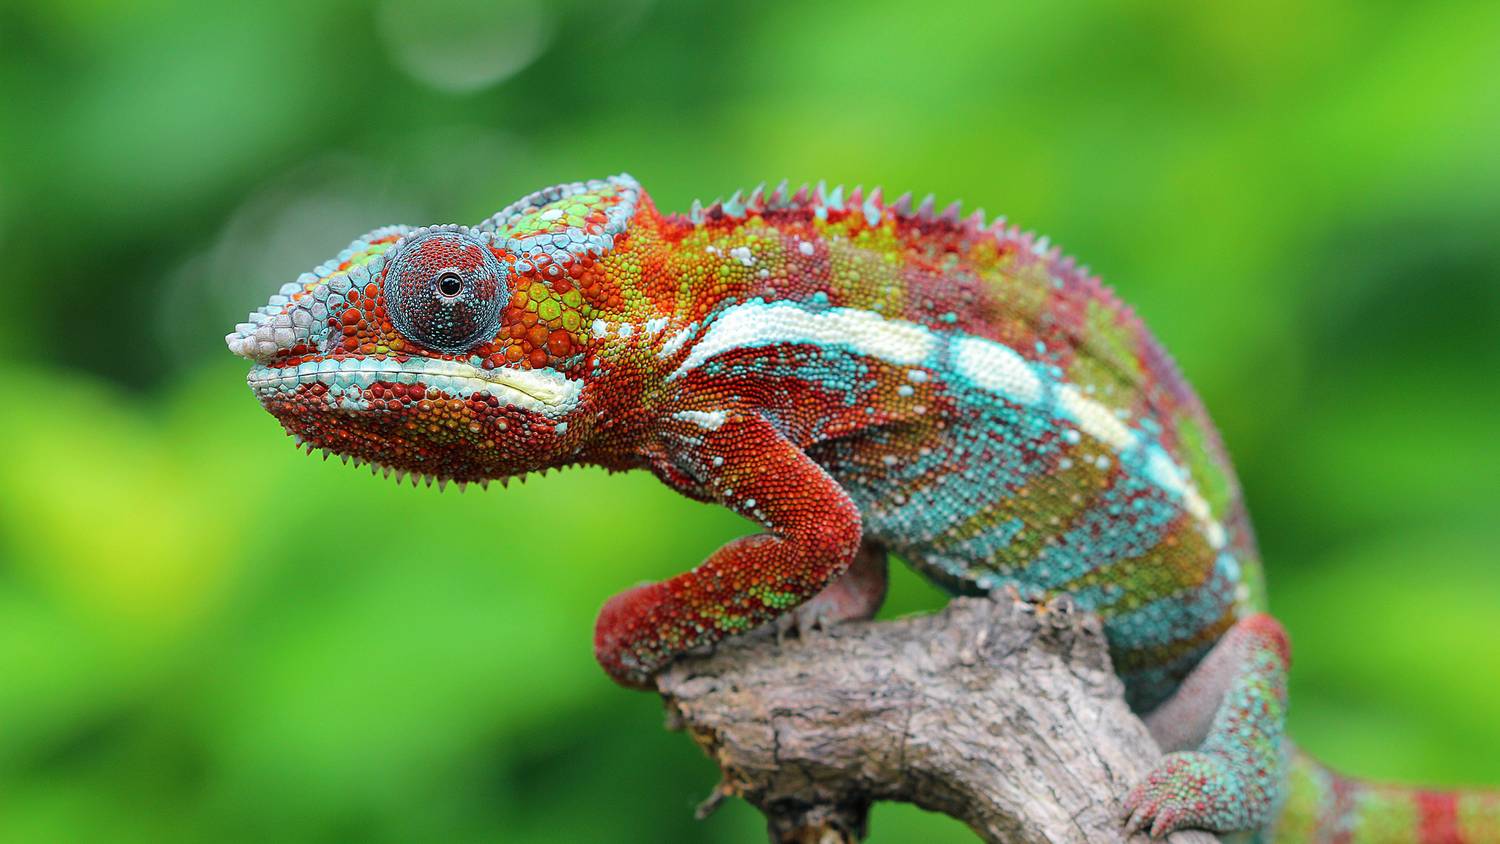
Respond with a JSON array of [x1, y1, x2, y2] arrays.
[[228, 174, 1498, 841]]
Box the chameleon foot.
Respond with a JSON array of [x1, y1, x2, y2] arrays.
[[1122, 750, 1243, 837], [778, 542, 887, 638]]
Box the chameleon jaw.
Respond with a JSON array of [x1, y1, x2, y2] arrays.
[[247, 356, 582, 416]]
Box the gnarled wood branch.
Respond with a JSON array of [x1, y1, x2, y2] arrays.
[[657, 595, 1219, 844]]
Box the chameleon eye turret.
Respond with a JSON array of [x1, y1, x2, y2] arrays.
[[383, 227, 510, 354]]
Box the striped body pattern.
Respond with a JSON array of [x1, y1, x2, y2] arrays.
[[228, 175, 1497, 841]]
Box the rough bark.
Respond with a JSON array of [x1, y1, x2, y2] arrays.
[[657, 594, 1219, 844]]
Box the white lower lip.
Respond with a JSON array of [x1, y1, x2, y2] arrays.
[[248, 356, 581, 415]]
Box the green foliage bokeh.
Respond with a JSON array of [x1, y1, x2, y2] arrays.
[[1, 1, 1497, 841]]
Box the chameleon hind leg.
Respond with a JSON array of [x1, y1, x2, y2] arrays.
[[1124, 613, 1292, 837], [593, 410, 863, 688]]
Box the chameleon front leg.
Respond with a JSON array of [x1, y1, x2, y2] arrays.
[[1124, 613, 1292, 837], [593, 411, 863, 687]]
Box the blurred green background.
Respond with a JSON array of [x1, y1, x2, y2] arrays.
[[1, 0, 1498, 841]]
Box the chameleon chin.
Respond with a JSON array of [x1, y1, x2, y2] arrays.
[[229, 174, 1499, 840]]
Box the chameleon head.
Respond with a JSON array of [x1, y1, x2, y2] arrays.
[[224, 222, 587, 483]]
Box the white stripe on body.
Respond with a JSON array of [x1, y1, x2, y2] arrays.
[[670, 300, 936, 377]]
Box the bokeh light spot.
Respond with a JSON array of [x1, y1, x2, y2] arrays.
[[376, 0, 551, 93]]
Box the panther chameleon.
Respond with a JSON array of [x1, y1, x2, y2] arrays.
[[227, 174, 1498, 840]]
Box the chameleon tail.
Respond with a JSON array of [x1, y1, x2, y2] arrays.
[[1270, 743, 1500, 843]]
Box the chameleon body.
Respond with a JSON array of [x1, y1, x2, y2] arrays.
[[228, 174, 1498, 840]]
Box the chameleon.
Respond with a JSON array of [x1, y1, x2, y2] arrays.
[[227, 174, 1497, 840]]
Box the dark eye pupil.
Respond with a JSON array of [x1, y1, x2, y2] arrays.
[[436, 273, 464, 297]]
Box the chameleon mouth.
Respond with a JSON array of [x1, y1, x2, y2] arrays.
[[246, 356, 582, 415]]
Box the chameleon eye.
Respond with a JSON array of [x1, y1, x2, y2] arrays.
[[436, 272, 464, 298], [384, 230, 509, 354]]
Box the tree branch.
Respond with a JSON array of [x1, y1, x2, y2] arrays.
[[657, 594, 1219, 844]]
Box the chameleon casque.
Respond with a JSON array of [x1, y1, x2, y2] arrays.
[[228, 174, 1497, 841]]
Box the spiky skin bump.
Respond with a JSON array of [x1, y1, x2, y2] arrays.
[[229, 175, 1497, 841]]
